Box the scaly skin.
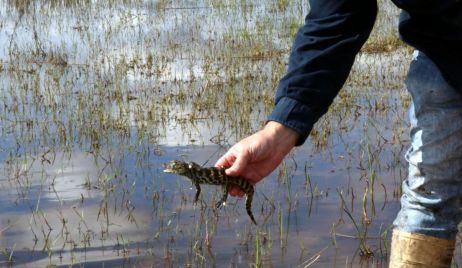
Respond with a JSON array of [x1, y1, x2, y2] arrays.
[[163, 160, 257, 225]]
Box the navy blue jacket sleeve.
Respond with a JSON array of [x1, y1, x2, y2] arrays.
[[268, 0, 377, 145]]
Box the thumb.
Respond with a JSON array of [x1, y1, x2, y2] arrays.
[[224, 152, 249, 176]]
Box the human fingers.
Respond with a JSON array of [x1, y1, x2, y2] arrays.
[[228, 185, 245, 197], [223, 150, 249, 177], [215, 152, 234, 169]]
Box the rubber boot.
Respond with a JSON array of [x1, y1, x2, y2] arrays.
[[389, 229, 455, 268]]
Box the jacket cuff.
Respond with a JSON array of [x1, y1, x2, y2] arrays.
[[267, 96, 316, 146]]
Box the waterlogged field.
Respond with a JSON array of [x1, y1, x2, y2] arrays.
[[1, 0, 456, 267]]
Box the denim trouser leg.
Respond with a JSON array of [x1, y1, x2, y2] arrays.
[[393, 51, 462, 240]]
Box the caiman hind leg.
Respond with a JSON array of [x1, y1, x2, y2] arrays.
[[216, 184, 229, 209], [246, 190, 257, 225], [216, 167, 229, 209]]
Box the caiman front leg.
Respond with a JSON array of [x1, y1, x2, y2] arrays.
[[193, 183, 201, 204]]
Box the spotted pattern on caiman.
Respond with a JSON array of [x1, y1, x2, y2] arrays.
[[163, 160, 257, 224]]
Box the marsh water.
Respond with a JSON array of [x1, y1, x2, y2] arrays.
[[1, 0, 457, 267]]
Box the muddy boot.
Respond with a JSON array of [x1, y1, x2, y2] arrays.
[[389, 229, 455, 268]]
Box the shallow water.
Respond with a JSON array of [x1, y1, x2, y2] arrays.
[[1, 0, 457, 267]]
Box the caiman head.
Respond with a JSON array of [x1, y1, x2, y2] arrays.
[[163, 160, 190, 175]]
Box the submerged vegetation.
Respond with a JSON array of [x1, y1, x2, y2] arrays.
[[0, 0, 445, 267]]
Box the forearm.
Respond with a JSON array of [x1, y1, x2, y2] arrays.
[[269, 0, 378, 145]]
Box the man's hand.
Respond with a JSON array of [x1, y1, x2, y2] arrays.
[[215, 121, 300, 196]]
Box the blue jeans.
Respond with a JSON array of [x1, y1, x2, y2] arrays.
[[393, 51, 462, 240]]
